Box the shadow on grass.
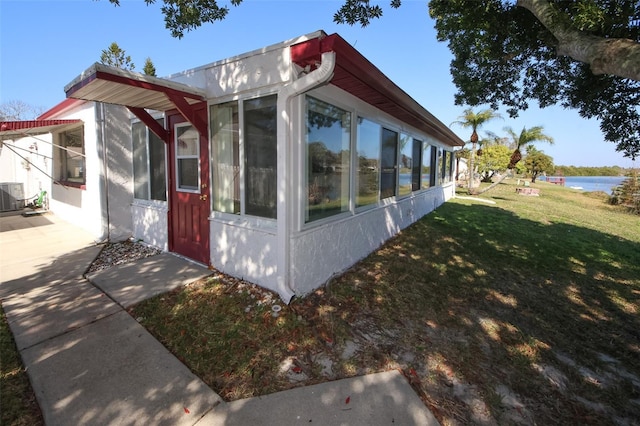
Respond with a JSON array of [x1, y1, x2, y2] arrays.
[[337, 201, 640, 424]]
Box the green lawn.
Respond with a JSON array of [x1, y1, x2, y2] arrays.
[[132, 180, 639, 425], [0, 309, 43, 426], [4, 179, 638, 425]]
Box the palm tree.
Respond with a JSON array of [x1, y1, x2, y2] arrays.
[[451, 108, 502, 192], [476, 125, 554, 194], [504, 126, 554, 169]]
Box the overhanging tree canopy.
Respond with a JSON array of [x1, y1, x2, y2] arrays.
[[428, 0, 640, 159], [104, 0, 640, 158]]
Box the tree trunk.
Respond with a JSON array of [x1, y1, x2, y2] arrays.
[[517, 0, 640, 81], [476, 170, 512, 195]]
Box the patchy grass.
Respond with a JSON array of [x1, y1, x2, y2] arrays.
[[131, 179, 639, 425], [0, 307, 43, 426]]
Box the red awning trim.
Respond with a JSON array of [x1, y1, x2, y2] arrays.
[[39, 99, 85, 120], [64, 63, 206, 113], [64, 63, 208, 138], [0, 119, 82, 140], [291, 33, 464, 147]]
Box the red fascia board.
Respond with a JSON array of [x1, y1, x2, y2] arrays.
[[39, 99, 85, 120], [0, 119, 81, 132], [65, 70, 205, 104], [291, 34, 464, 147]]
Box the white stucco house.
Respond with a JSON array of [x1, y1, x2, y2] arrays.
[[0, 31, 463, 302]]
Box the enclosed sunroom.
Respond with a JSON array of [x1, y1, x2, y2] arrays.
[[64, 30, 463, 302]]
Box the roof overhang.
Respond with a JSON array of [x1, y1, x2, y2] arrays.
[[64, 63, 206, 112], [291, 33, 464, 148], [0, 119, 82, 142], [64, 63, 208, 142]]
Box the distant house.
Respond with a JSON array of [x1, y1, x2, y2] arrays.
[[0, 31, 463, 302]]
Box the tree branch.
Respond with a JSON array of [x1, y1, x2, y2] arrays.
[[517, 0, 640, 81]]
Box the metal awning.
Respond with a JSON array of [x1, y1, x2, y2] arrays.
[[0, 119, 82, 141], [64, 63, 208, 141], [64, 63, 206, 112], [291, 33, 464, 148]]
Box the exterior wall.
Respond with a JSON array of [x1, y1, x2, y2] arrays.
[[165, 33, 319, 99], [287, 84, 458, 297], [49, 102, 133, 242], [0, 133, 53, 208], [210, 219, 278, 290], [101, 103, 134, 241], [49, 103, 103, 238], [290, 184, 454, 295], [132, 202, 168, 251]]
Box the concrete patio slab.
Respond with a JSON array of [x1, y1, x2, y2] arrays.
[[87, 253, 211, 308], [3, 278, 121, 350], [22, 310, 223, 426], [0, 213, 97, 284], [200, 370, 439, 426]]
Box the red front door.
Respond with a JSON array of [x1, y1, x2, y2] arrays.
[[167, 108, 210, 265]]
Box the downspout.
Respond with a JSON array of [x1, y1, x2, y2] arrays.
[[96, 102, 111, 243], [275, 51, 336, 304]]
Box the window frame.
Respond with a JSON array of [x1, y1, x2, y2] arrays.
[[132, 118, 167, 204], [55, 126, 86, 189], [209, 91, 279, 224], [304, 95, 352, 224], [174, 122, 201, 194]]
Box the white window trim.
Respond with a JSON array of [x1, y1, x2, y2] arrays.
[[174, 122, 200, 194]]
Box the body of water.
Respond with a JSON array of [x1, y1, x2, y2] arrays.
[[541, 176, 626, 193]]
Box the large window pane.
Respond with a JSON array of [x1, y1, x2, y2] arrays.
[[356, 118, 380, 207], [444, 151, 452, 183], [149, 127, 166, 201], [398, 133, 412, 197], [380, 128, 398, 199], [245, 95, 277, 219], [424, 145, 435, 188], [57, 127, 85, 184], [133, 120, 166, 201], [306, 97, 351, 222], [411, 139, 422, 191], [438, 148, 445, 185], [132, 122, 149, 199], [211, 102, 240, 214]]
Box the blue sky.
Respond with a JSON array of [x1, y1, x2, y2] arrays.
[[1, 0, 636, 167]]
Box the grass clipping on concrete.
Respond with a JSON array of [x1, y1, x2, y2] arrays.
[[131, 181, 640, 425]]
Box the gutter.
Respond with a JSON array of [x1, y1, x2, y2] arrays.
[[275, 50, 336, 304]]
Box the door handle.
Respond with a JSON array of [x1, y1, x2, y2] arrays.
[[199, 194, 208, 201]]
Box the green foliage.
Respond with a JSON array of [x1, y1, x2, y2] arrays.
[[476, 144, 511, 182], [109, 0, 243, 38], [428, 0, 640, 159], [100, 42, 135, 70], [524, 146, 554, 182], [554, 165, 628, 176], [610, 169, 640, 214], [333, 0, 402, 26], [143, 57, 157, 76], [503, 125, 554, 169]]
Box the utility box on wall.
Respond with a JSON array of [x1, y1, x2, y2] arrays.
[[0, 182, 24, 212]]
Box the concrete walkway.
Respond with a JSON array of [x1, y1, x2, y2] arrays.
[[0, 212, 439, 425]]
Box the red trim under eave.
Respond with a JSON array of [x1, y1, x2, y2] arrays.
[[39, 99, 86, 120], [0, 119, 81, 132], [65, 70, 205, 105], [291, 33, 464, 147]]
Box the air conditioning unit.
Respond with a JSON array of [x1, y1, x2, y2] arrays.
[[0, 182, 25, 212]]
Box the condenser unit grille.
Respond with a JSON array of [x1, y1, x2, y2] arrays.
[[0, 182, 25, 212]]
